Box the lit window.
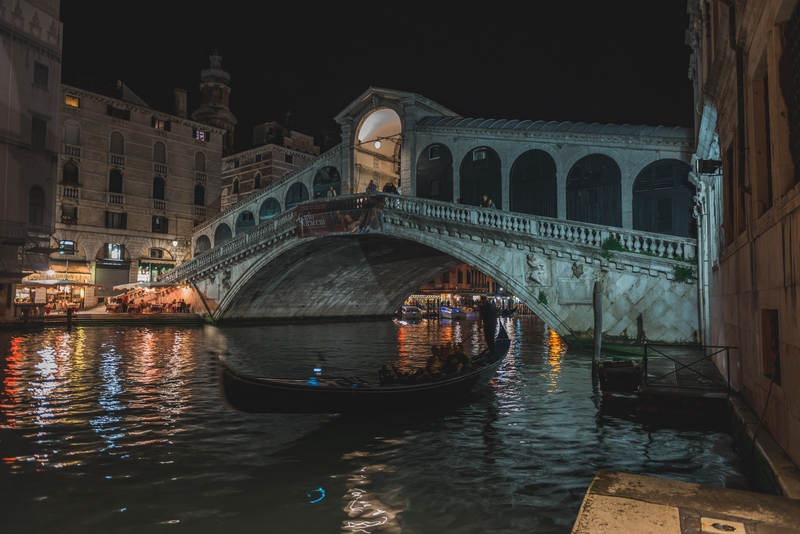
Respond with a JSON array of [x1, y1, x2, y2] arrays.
[[65, 94, 80, 108], [105, 243, 125, 259], [59, 240, 76, 255], [194, 128, 206, 141], [154, 119, 166, 130]]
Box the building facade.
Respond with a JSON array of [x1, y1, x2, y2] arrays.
[[219, 122, 320, 214], [0, 0, 62, 321], [51, 73, 225, 306], [688, 0, 800, 469]]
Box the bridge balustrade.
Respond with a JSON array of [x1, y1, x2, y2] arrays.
[[168, 193, 697, 283]]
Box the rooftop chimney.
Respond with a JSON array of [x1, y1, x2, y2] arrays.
[[173, 88, 187, 119]]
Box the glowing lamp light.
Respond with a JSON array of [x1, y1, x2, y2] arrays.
[[374, 140, 381, 149], [172, 240, 178, 247], [47, 269, 55, 277]]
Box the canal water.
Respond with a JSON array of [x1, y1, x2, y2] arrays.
[[0, 318, 749, 533]]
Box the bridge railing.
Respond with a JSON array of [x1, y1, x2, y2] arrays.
[[163, 210, 298, 283], [382, 195, 696, 261]]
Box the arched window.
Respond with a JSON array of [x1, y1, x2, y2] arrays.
[[194, 185, 205, 206], [633, 159, 695, 237], [194, 235, 211, 255], [195, 152, 206, 172], [63, 162, 79, 184], [417, 144, 453, 201], [459, 147, 502, 207], [510, 150, 557, 217], [566, 154, 622, 227], [153, 142, 167, 164], [259, 197, 281, 222], [110, 132, 124, 154], [285, 182, 309, 208], [28, 186, 44, 225], [312, 166, 342, 197], [109, 170, 123, 193], [235, 211, 256, 235], [213, 223, 232, 247], [254, 173, 262, 190], [153, 177, 165, 200], [233, 178, 240, 194], [64, 122, 80, 146]]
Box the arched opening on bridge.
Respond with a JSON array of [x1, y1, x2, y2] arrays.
[[355, 108, 402, 193], [510, 150, 557, 217], [194, 235, 211, 255], [214, 223, 232, 247], [633, 159, 695, 238], [416, 143, 453, 201], [259, 197, 281, 222], [566, 154, 621, 227], [460, 147, 502, 208], [313, 166, 341, 198], [235, 210, 256, 235], [285, 183, 309, 208]]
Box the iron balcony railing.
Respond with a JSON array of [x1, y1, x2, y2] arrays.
[[642, 343, 736, 393]]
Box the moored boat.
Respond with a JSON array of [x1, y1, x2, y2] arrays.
[[217, 325, 511, 414]]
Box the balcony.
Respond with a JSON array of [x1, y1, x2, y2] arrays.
[[153, 200, 166, 211], [194, 206, 206, 217], [195, 171, 207, 182], [154, 163, 168, 174], [110, 154, 125, 166], [60, 185, 80, 199], [63, 144, 81, 158], [108, 193, 125, 205]]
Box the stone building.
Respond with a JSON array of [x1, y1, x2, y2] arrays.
[[688, 0, 800, 470], [51, 61, 225, 306], [219, 122, 320, 214], [0, 0, 62, 322]]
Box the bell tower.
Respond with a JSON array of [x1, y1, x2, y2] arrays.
[[192, 51, 237, 155]]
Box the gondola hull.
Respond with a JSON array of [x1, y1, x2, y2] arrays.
[[218, 327, 511, 414]]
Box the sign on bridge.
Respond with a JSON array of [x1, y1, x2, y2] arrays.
[[296, 196, 384, 238]]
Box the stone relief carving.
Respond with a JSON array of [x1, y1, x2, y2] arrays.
[[221, 269, 231, 292], [525, 254, 548, 285], [572, 262, 584, 279]]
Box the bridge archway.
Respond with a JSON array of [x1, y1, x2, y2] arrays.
[[194, 235, 211, 255], [259, 197, 281, 222], [566, 154, 622, 227], [510, 149, 557, 217], [313, 166, 341, 198], [459, 146, 502, 207], [214, 223, 232, 247], [355, 108, 402, 193], [285, 183, 309, 208], [416, 143, 454, 202], [632, 159, 695, 238], [235, 210, 256, 235]]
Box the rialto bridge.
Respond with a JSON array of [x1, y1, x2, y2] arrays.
[[164, 87, 701, 343]]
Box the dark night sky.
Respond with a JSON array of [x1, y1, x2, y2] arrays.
[[60, 1, 693, 152]]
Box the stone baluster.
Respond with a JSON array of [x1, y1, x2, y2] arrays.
[[657, 240, 666, 256]]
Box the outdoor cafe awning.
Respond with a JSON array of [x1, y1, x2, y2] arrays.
[[113, 282, 181, 290], [18, 280, 104, 288]]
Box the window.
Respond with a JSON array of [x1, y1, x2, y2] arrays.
[[64, 122, 80, 145], [254, 174, 261, 189], [105, 211, 127, 229], [194, 185, 205, 206], [429, 145, 441, 160], [285, 153, 294, 164], [233, 179, 239, 194], [63, 162, 79, 184], [151, 118, 170, 131], [150, 248, 164, 259], [29, 186, 44, 225], [195, 152, 206, 172], [65, 94, 80, 108], [33, 62, 48, 87], [153, 177, 165, 200], [59, 240, 76, 255], [473, 148, 487, 161], [109, 170, 123, 193], [153, 142, 167, 164], [193, 128, 207, 141], [106, 105, 130, 120], [31, 117, 47, 149], [104, 243, 125, 260], [61, 206, 78, 224], [152, 216, 169, 234], [761, 309, 781, 386], [234, 159, 240, 169], [255, 153, 262, 163], [110, 132, 124, 154]]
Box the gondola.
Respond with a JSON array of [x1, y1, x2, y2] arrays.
[[216, 325, 511, 414]]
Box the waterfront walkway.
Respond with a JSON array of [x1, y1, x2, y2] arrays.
[[12, 305, 204, 328], [572, 470, 800, 533]]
